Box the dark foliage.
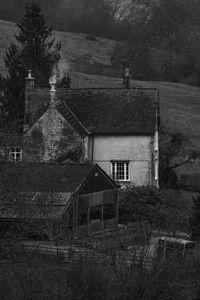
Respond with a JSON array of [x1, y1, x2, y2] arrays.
[[119, 186, 189, 232], [0, 228, 197, 299], [111, 41, 155, 80], [1, 1, 200, 84], [2, 3, 61, 125], [148, 0, 192, 45], [159, 130, 192, 188]]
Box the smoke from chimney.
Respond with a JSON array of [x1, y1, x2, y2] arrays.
[[49, 52, 70, 85]]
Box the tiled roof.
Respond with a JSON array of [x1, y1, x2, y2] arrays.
[[33, 88, 158, 135], [0, 162, 94, 193], [0, 192, 71, 220], [0, 133, 23, 146], [57, 88, 158, 134]]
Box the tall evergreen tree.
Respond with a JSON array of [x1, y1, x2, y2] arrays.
[[3, 3, 61, 125]]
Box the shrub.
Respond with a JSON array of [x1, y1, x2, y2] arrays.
[[119, 186, 190, 232], [85, 34, 98, 42]]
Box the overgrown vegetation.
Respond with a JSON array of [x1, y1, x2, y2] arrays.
[[1, 3, 61, 126], [119, 186, 191, 233], [0, 225, 199, 299], [159, 129, 193, 188], [1, 1, 200, 84]]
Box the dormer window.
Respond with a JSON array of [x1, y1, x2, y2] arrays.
[[111, 161, 129, 181], [9, 147, 22, 162]]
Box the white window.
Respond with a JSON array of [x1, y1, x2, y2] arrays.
[[9, 147, 22, 162], [111, 161, 129, 181]]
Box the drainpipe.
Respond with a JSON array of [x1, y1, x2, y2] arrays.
[[91, 135, 94, 164]]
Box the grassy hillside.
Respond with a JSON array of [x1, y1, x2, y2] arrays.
[[0, 19, 200, 150], [70, 72, 200, 142], [0, 19, 116, 77]]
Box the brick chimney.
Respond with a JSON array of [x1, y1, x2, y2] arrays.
[[24, 70, 35, 132], [121, 59, 131, 89], [50, 81, 56, 108], [124, 67, 131, 89]]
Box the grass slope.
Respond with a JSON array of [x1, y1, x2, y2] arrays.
[[70, 72, 200, 143], [0, 19, 200, 149], [0, 19, 116, 77]]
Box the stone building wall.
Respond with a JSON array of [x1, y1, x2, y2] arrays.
[[23, 107, 83, 162]]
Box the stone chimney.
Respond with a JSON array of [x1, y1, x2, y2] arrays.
[[50, 81, 56, 108], [123, 67, 131, 89], [24, 70, 35, 132]]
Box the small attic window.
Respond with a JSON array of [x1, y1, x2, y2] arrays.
[[9, 147, 22, 162]]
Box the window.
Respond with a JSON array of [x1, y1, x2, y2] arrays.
[[103, 203, 115, 220], [9, 147, 22, 162], [90, 205, 102, 224], [111, 161, 129, 181]]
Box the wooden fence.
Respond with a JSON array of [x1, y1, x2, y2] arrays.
[[18, 241, 113, 267], [18, 240, 153, 271]]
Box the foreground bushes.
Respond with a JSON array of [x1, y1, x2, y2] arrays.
[[119, 186, 191, 233], [0, 234, 199, 299]]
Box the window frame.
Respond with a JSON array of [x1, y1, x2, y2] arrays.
[[8, 147, 23, 162], [111, 160, 130, 182]]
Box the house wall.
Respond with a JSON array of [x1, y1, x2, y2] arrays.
[[23, 107, 83, 162], [87, 135, 154, 186]]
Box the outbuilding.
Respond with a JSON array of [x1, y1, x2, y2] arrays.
[[0, 162, 119, 239]]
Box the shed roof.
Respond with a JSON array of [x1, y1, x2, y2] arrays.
[[0, 192, 71, 221], [0, 162, 94, 193], [32, 88, 158, 135], [0, 162, 118, 221]]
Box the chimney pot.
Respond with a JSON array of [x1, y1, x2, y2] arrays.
[[26, 70, 34, 81], [50, 81, 56, 107], [50, 81, 56, 92], [124, 67, 131, 89], [28, 70, 32, 79], [124, 67, 130, 77], [24, 70, 35, 132]]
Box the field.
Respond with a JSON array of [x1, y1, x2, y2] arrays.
[[1, 19, 200, 154], [0, 19, 116, 77], [70, 72, 200, 144]]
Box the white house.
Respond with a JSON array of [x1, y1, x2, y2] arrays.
[[4, 73, 160, 187], [56, 88, 160, 187]]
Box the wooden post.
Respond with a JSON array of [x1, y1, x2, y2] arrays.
[[101, 203, 104, 230], [75, 194, 78, 236], [72, 194, 78, 238], [115, 189, 119, 227], [87, 207, 90, 236]]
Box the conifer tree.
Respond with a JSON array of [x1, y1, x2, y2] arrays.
[[3, 3, 61, 125]]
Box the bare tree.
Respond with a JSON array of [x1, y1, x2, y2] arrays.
[[159, 128, 193, 187]]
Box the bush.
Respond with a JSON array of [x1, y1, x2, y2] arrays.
[[119, 186, 190, 232], [0, 234, 198, 299], [85, 34, 98, 42]]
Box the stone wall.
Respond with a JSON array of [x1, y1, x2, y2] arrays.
[[23, 107, 83, 162]]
